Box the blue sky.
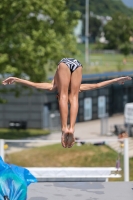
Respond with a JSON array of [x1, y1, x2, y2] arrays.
[[122, 0, 133, 7]]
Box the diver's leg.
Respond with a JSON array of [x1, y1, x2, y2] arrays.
[[68, 67, 82, 148], [54, 63, 71, 148]]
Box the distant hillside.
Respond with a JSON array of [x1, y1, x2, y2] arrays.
[[122, 0, 133, 8], [68, 0, 133, 17], [89, 0, 133, 16]]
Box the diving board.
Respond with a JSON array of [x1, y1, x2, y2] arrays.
[[26, 167, 121, 182]]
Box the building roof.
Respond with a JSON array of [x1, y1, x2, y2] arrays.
[[82, 70, 133, 81]]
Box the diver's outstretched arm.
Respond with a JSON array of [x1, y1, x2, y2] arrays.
[[80, 76, 132, 92], [2, 77, 56, 91]]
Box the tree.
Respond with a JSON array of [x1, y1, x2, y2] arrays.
[[66, 0, 133, 44], [0, 0, 81, 82], [77, 0, 133, 17], [103, 13, 133, 56], [82, 16, 102, 43]]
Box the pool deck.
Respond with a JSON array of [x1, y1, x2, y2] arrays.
[[27, 181, 133, 200]]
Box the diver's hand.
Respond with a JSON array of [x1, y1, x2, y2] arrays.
[[2, 77, 16, 85], [116, 76, 132, 85]]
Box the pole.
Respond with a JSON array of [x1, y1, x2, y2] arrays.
[[85, 0, 89, 65], [124, 138, 129, 181], [0, 139, 4, 161]]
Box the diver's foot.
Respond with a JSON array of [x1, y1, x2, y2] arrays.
[[61, 130, 69, 148], [67, 130, 75, 148]]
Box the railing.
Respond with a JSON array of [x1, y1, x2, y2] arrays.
[[0, 138, 129, 182]]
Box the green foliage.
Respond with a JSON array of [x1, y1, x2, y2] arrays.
[[73, 0, 133, 17], [0, 128, 49, 139], [0, 98, 7, 104], [103, 13, 133, 56], [82, 16, 102, 42], [119, 42, 132, 56], [89, 17, 102, 41], [0, 0, 81, 82], [89, 0, 133, 17], [67, 0, 133, 45]]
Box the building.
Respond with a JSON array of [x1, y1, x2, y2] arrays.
[[0, 71, 133, 129]]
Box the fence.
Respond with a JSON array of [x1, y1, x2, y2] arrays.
[[0, 138, 129, 182]]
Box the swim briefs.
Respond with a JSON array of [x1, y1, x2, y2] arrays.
[[58, 58, 82, 73]]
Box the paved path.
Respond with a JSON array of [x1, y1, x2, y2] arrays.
[[48, 114, 124, 140], [5, 114, 133, 157]]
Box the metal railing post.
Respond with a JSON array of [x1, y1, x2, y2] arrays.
[[124, 138, 129, 182], [0, 139, 4, 161]]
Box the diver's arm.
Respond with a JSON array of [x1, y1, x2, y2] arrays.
[[2, 77, 55, 91], [80, 76, 132, 92]]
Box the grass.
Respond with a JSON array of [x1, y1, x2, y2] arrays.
[[5, 143, 133, 181], [0, 128, 50, 139], [76, 43, 133, 74]]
